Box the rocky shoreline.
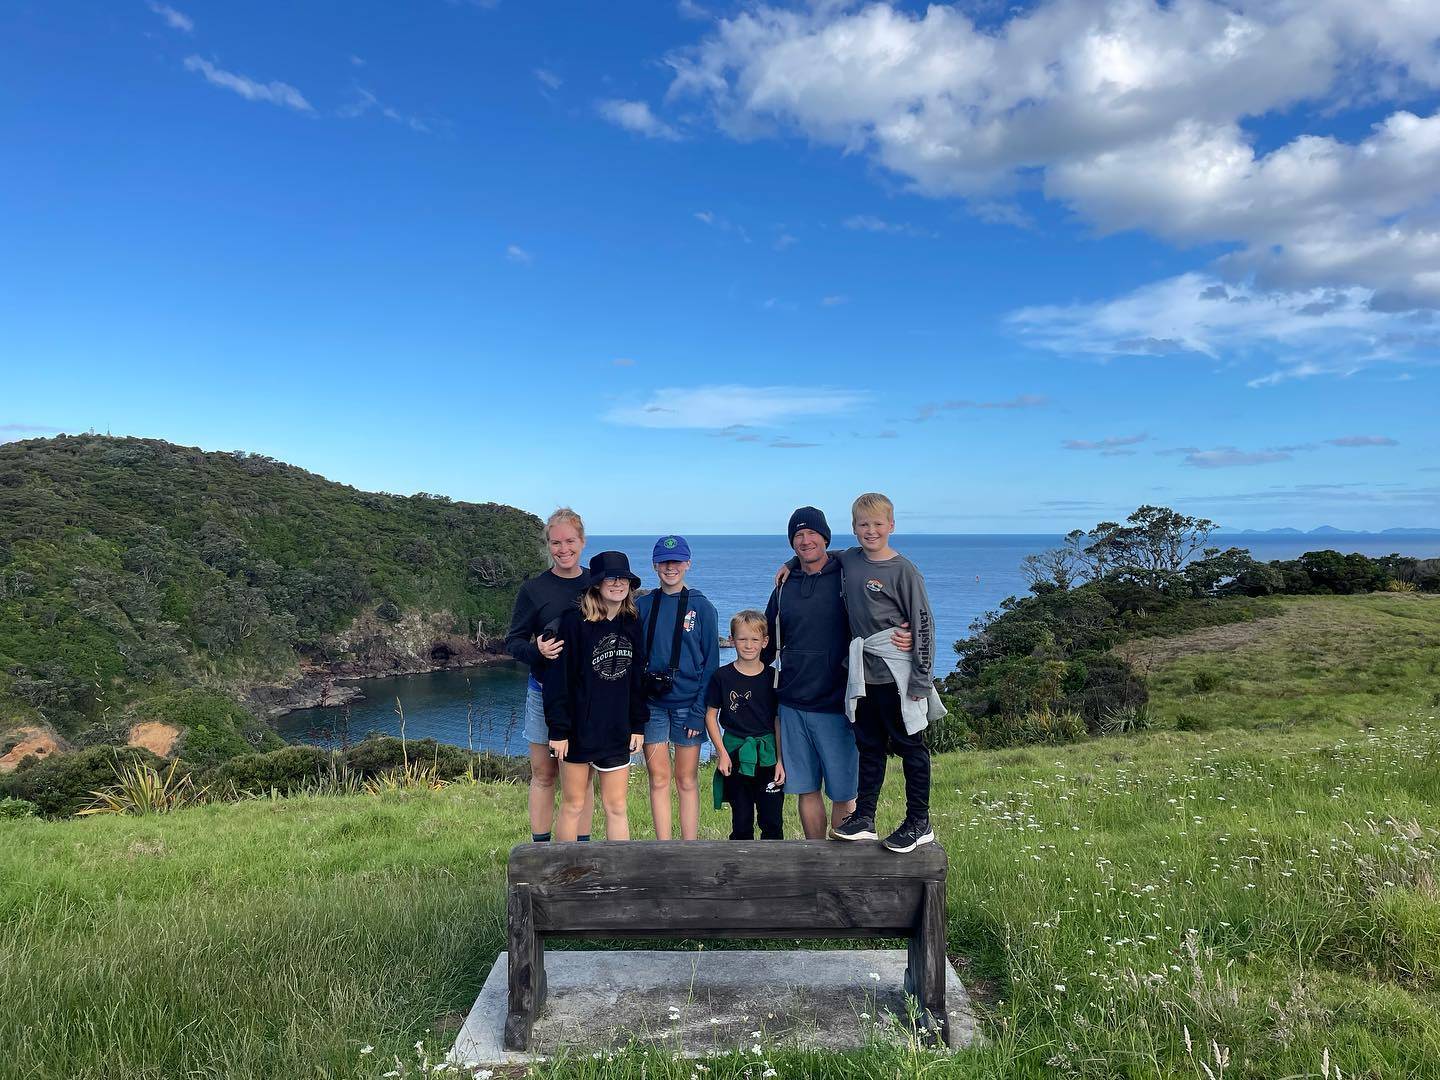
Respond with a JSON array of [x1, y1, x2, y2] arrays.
[[247, 646, 516, 720]]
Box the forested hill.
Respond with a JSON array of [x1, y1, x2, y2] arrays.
[[0, 435, 545, 743]]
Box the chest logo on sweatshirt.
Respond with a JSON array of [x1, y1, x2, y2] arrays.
[[865, 579, 885, 594], [684, 609, 697, 632], [591, 633, 634, 681], [728, 689, 751, 713]]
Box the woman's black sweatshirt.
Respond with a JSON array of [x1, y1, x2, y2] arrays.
[[541, 608, 649, 764], [504, 569, 591, 681]]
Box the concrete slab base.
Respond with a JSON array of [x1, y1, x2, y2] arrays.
[[450, 948, 979, 1066]]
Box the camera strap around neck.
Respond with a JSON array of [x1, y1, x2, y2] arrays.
[[645, 586, 688, 674]]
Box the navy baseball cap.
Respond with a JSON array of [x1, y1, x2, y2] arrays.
[[652, 535, 692, 563]]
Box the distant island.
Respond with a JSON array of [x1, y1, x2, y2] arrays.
[[1216, 526, 1440, 536]]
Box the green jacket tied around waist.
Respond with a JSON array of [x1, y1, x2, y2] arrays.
[[712, 730, 777, 810]]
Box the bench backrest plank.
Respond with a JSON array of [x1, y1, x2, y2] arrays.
[[508, 840, 947, 938]]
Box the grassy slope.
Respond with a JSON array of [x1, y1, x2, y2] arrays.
[[2, 595, 1438, 1080]]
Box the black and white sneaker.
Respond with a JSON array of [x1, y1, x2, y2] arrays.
[[830, 812, 878, 841], [882, 817, 935, 853]]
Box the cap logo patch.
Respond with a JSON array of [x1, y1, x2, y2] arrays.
[[866, 579, 885, 593], [663, 537, 677, 549]]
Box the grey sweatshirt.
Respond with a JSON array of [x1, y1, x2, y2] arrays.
[[836, 547, 936, 698]]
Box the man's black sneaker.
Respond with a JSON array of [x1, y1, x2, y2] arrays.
[[831, 813, 878, 841], [882, 817, 935, 853]]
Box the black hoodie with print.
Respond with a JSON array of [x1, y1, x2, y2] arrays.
[[542, 607, 649, 764]]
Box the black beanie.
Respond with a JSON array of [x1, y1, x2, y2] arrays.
[[787, 506, 831, 546]]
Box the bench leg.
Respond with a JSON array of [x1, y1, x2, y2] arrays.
[[904, 879, 950, 1047], [503, 884, 546, 1052]]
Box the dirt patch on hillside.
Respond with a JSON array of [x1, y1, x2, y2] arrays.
[[1115, 606, 1300, 671], [128, 721, 181, 757], [0, 727, 62, 773]]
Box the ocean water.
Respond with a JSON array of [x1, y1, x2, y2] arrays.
[[277, 532, 1440, 752]]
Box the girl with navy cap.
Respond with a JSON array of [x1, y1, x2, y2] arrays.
[[543, 551, 650, 841], [635, 535, 719, 840]]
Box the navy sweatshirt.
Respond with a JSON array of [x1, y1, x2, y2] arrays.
[[542, 608, 649, 763], [762, 555, 850, 714], [504, 568, 590, 684], [635, 587, 720, 723]]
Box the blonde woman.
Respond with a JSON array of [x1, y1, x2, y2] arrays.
[[543, 551, 649, 841], [504, 507, 595, 842]]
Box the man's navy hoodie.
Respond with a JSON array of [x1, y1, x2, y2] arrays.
[[634, 587, 719, 725], [762, 555, 849, 714]]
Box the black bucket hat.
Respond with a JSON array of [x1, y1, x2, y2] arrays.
[[588, 550, 641, 589]]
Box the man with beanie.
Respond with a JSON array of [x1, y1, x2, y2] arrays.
[[763, 507, 910, 839]]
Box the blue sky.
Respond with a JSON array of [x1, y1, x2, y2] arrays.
[[4, 0, 1439, 534]]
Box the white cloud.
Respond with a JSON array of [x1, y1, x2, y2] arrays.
[[337, 87, 433, 133], [505, 244, 533, 264], [1, 422, 63, 444], [1063, 433, 1149, 451], [820, 294, 849, 307], [147, 2, 193, 32], [597, 99, 682, 141], [183, 56, 313, 112], [677, 0, 711, 20], [535, 68, 563, 92], [606, 385, 868, 429], [667, 1, 1440, 312], [1008, 272, 1440, 386], [914, 394, 1047, 420], [1183, 447, 1292, 469], [841, 214, 935, 239], [1327, 435, 1399, 447], [612, 357, 636, 367]]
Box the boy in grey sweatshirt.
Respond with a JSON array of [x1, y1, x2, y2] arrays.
[[829, 492, 937, 853]]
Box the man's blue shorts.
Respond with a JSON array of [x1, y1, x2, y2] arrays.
[[778, 704, 858, 802], [644, 703, 705, 747]]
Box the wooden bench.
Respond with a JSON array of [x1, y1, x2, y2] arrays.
[[504, 839, 951, 1051]]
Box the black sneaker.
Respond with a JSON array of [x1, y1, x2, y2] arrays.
[[882, 817, 935, 853], [830, 812, 878, 841]]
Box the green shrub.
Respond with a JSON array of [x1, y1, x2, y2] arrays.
[[462, 752, 529, 784], [199, 745, 331, 795], [1192, 668, 1222, 693], [1175, 712, 1216, 732], [0, 746, 172, 817], [136, 689, 283, 767], [0, 796, 39, 819], [1065, 652, 1149, 724], [925, 698, 973, 755], [968, 708, 1086, 750], [1098, 702, 1154, 736], [341, 736, 474, 780]]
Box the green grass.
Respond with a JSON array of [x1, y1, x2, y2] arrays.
[[2, 596, 1439, 1079], [1131, 593, 1440, 731]]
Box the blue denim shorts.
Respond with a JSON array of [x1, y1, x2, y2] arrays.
[[778, 704, 858, 802], [645, 703, 705, 747], [523, 683, 549, 746]]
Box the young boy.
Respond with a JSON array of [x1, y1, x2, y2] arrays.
[[705, 610, 786, 841], [830, 492, 945, 853]]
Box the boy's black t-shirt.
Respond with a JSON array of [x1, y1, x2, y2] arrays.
[[705, 663, 778, 739]]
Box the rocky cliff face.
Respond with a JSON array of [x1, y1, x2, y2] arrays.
[[244, 606, 511, 718]]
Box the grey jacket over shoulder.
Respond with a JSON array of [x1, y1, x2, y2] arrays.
[[834, 547, 936, 699]]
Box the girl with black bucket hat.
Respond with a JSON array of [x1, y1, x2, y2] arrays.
[[542, 551, 650, 841]]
